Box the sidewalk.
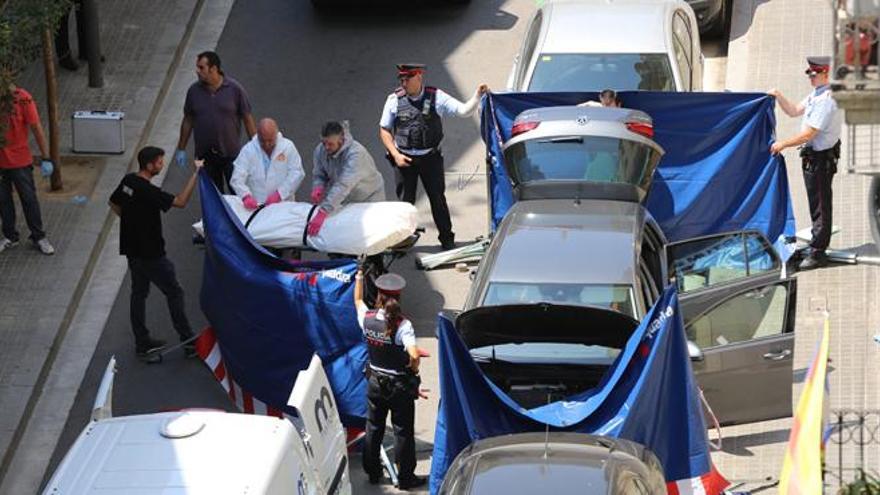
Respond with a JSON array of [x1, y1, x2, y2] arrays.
[[717, 0, 879, 487], [0, 0, 205, 492]]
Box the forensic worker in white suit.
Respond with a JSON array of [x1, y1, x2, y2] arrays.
[[231, 118, 304, 209]]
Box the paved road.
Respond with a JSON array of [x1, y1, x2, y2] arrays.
[[46, 0, 531, 491], [46, 1, 735, 491]]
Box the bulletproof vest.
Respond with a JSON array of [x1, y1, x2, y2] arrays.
[[364, 310, 410, 373], [394, 86, 444, 151]]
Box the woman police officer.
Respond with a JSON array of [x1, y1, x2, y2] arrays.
[[354, 269, 426, 490]]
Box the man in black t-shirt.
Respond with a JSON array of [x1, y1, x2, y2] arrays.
[[109, 146, 203, 358]]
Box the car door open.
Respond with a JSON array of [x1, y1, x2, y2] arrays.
[[669, 230, 797, 426]]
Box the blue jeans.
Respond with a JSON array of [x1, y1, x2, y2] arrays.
[[0, 166, 46, 242], [127, 256, 193, 348]]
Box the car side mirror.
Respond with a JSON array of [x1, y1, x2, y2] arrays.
[[687, 340, 704, 362]]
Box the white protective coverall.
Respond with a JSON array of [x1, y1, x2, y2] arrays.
[[231, 132, 304, 203], [312, 129, 385, 214]]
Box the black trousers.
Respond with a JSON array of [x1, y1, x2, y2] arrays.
[[396, 150, 454, 244], [127, 256, 193, 348], [54, 0, 85, 61], [802, 154, 836, 252], [0, 166, 46, 242], [363, 373, 417, 482], [200, 150, 235, 194]]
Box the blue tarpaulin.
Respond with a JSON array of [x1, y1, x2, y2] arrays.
[[481, 92, 796, 249], [198, 173, 368, 425], [429, 286, 724, 494]]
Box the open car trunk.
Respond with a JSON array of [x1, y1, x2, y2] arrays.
[[457, 304, 640, 409]]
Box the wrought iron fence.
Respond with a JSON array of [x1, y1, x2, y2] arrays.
[[825, 409, 880, 491]]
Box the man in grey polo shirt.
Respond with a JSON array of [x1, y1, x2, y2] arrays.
[[175, 51, 256, 194]]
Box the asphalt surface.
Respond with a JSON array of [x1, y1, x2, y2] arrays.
[[46, 0, 530, 491]]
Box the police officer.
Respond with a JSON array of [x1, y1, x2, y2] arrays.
[[354, 269, 425, 490], [379, 63, 489, 251], [769, 56, 842, 269]]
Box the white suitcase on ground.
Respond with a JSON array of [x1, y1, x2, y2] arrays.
[[72, 110, 125, 154]]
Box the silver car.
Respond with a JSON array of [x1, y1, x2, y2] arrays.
[[438, 433, 667, 495], [462, 105, 797, 426], [507, 0, 703, 92]]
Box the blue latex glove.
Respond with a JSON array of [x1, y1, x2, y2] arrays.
[[39, 159, 54, 177], [174, 149, 187, 168]]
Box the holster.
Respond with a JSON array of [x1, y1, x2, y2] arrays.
[[800, 140, 840, 175]]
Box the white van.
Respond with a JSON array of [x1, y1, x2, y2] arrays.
[[507, 0, 703, 92], [43, 355, 351, 495]]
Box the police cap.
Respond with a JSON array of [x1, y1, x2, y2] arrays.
[[375, 272, 406, 296], [397, 63, 426, 78], [805, 56, 831, 75]]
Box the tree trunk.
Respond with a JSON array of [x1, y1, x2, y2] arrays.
[[41, 26, 62, 190]]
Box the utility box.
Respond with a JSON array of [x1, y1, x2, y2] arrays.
[[72, 110, 125, 154]]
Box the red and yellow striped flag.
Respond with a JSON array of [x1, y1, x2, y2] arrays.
[[778, 315, 831, 495]]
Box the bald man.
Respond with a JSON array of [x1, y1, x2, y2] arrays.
[[231, 118, 304, 209]]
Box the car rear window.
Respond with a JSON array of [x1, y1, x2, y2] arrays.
[[503, 136, 659, 191], [528, 53, 675, 92], [483, 282, 636, 318]]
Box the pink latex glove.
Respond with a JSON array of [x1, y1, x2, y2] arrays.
[[242, 194, 258, 210], [307, 209, 328, 237], [310, 186, 324, 204], [265, 190, 282, 205]]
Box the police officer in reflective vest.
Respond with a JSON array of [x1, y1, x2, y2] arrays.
[[354, 269, 426, 490], [769, 56, 842, 270], [379, 63, 489, 251]]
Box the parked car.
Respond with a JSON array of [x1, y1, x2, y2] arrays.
[[438, 433, 667, 495], [461, 105, 797, 427], [43, 355, 351, 495], [506, 0, 703, 92]]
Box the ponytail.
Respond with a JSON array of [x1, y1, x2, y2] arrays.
[[383, 297, 403, 337]]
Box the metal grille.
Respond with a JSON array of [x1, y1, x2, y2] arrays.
[[825, 409, 880, 489], [847, 123, 880, 174]]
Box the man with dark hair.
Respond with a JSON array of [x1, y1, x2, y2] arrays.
[[307, 121, 384, 237], [0, 82, 55, 255], [108, 146, 204, 358], [175, 51, 256, 194]]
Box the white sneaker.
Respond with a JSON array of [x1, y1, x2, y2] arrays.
[[34, 238, 55, 255], [0, 238, 18, 253]]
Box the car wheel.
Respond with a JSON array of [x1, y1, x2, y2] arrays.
[[707, 0, 731, 38]]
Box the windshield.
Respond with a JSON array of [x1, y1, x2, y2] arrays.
[[503, 136, 659, 191], [528, 53, 675, 92], [483, 283, 636, 318]]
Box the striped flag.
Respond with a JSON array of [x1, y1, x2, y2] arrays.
[[778, 314, 831, 495]]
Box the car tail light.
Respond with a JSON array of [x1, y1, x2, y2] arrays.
[[626, 121, 654, 138], [511, 121, 540, 137]]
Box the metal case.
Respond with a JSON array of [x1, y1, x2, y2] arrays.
[[71, 110, 125, 154]]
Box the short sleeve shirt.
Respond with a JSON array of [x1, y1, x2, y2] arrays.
[[0, 88, 40, 169], [379, 87, 466, 129], [799, 85, 841, 151], [183, 76, 252, 159], [110, 173, 175, 258], [356, 301, 416, 348]]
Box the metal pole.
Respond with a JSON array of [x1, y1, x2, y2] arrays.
[[80, 0, 103, 88]]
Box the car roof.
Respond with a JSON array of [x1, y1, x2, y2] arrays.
[[441, 433, 664, 494], [505, 105, 664, 154], [44, 411, 297, 493], [540, 0, 681, 54], [484, 199, 646, 286]]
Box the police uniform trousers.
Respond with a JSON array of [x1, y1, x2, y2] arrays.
[[397, 150, 454, 245], [363, 371, 417, 481], [802, 146, 837, 252]]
